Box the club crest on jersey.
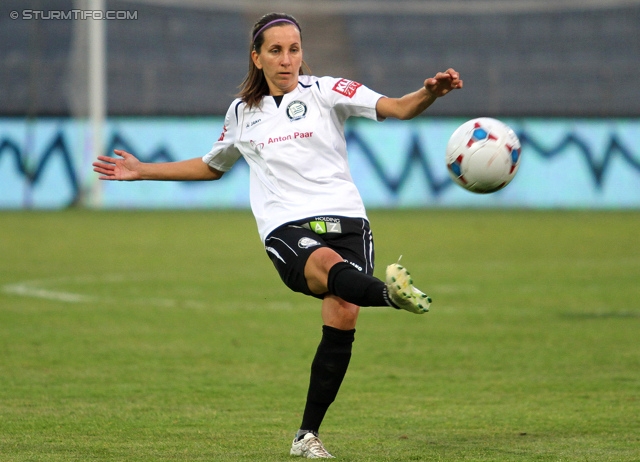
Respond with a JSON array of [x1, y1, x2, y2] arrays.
[[298, 237, 321, 249], [286, 100, 307, 121], [332, 79, 362, 98]]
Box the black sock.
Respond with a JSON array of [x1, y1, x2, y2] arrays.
[[295, 429, 318, 441], [327, 261, 392, 307], [299, 325, 355, 434]]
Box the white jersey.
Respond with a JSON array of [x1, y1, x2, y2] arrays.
[[202, 75, 385, 242]]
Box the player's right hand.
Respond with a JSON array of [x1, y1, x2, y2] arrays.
[[93, 150, 143, 181]]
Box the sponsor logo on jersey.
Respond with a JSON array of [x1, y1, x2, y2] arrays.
[[267, 132, 314, 144], [298, 237, 321, 249], [246, 118, 262, 128], [332, 79, 362, 98], [250, 140, 264, 151], [286, 100, 307, 121]]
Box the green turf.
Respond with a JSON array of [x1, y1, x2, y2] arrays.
[[1, 209, 638, 461]]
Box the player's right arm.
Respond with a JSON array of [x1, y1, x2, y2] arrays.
[[93, 149, 224, 181]]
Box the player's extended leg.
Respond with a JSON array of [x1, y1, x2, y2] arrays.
[[291, 295, 357, 459], [305, 247, 431, 313]]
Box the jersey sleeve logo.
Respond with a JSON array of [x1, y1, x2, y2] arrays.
[[332, 79, 363, 98], [218, 125, 228, 141]]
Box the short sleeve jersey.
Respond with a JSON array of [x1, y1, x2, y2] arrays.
[[202, 75, 384, 242]]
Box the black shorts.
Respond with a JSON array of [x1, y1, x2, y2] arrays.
[[264, 216, 375, 298]]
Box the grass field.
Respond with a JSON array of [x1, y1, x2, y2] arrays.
[[1, 209, 639, 461]]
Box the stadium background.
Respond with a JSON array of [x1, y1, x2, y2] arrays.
[[1, 0, 639, 209]]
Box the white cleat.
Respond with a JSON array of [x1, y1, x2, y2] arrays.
[[290, 433, 335, 459], [385, 262, 431, 314]]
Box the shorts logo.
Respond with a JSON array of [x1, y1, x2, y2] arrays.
[[332, 79, 362, 98], [310, 221, 327, 234], [298, 237, 321, 249], [266, 246, 286, 263], [309, 220, 342, 234], [287, 100, 307, 121]]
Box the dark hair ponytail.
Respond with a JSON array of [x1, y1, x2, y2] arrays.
[[238, 13, 309, 108]]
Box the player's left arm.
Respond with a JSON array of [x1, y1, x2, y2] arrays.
[[376, 68, 463, 120]]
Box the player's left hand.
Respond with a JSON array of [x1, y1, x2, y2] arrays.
[[424, 69, 463, 98]]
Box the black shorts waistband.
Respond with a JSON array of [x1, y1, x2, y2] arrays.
[[283, 216, 368, 236]]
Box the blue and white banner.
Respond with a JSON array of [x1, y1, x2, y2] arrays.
[[1, 117, 639, 209]]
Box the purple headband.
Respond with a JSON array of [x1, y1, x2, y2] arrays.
[[253, 19, 298, 43]]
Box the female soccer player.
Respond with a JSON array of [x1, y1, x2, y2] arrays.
[[93, 12, 462, 459]]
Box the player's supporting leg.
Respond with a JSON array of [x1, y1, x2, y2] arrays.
[[290, 432, 335, 459], [291, 250, 430, 457], [291, 296, 356, 459]]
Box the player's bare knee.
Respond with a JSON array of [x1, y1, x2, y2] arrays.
[[304, 248, 344, 293]]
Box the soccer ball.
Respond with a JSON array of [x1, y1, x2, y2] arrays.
[[445, 117, 521, 194]]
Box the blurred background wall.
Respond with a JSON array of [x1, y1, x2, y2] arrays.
[[2, 0, 639, 117], [1, 0, 639, 209]]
